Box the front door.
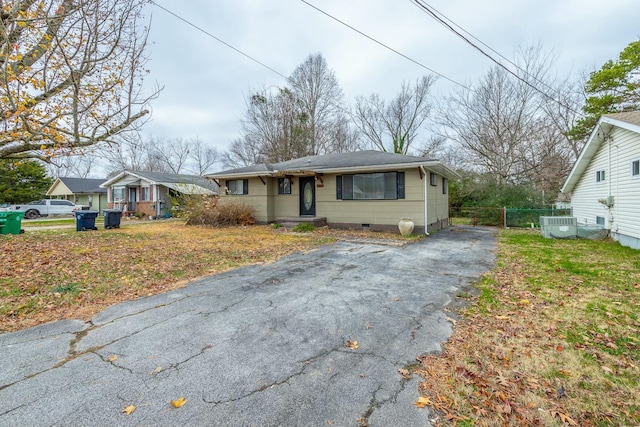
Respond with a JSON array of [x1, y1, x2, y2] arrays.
[[299, 176, 316, 216], [128, 187, 137, 212]]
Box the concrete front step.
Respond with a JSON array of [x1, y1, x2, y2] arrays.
[[276, 217, 327, 228]]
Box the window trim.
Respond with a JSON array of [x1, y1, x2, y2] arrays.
[[226, 179, 249, 195], [278, 177, 292, 195], [632, 159, 640, 178], [430, 172, 438, 186], [336, 171, 405, 200], [140, 186, 150, 201]]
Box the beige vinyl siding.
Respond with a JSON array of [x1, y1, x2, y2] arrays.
[[319, 168, 444, 228], [572, 127, 640, 241], [220, 177, 272, 223]]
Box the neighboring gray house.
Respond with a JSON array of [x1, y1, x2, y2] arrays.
[[46, 177, 108, 212], [207, 151, 460, 234], [101, 171, 218, 217], [561, 111, 640, 249]]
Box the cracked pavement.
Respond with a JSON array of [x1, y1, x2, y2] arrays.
[[0, 225, 497, 427]]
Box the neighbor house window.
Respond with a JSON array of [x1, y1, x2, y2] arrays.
[[430, 172, 438, 186], [112, 187, 125, 202], [278, 177, 291, 195], [226, 179, 248, 195], [632, 160, 640, 177], [596, 170, 606, 182], [596, 216, 605, 226], [336, 172, 405, 200], [442, 177, 448, 194], [141, 186, 150, 201]]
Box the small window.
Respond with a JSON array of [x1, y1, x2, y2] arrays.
[[596, 170, 606, 182], [430, 172, 438, 186], [596, 216, 605, 226], [141, 187, 150, 201], [278, 178, 291, 195], [442, 177, 448, 194], [226, 179, 248, 195], [632, 160, 640, 177]]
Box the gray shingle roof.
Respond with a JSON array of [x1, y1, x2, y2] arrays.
[[59, 177, 107, 194], [209, 151, 458, 179], [604, 111, 640, 127]]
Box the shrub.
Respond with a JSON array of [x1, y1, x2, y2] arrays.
[[178, 195, 255, 227], [292, 223, 315, 232], [271, 223, 283, 229]]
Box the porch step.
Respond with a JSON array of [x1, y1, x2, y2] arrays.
[[276, 217, 327, 228]]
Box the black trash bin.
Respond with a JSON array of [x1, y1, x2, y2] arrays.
[[75, 210, 98, 231], [103, 209, 122, 229]]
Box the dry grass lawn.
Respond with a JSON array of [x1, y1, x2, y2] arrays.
[[415, 229, 640, 427], [0, 222, 336, 332]]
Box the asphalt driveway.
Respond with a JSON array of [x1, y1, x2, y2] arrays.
[[0, 226, 497, 427]]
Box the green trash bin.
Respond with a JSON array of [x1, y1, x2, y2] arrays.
[[0, 211, 25, 235]]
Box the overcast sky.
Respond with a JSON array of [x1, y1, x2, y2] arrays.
[[134, 0, 639, 170]]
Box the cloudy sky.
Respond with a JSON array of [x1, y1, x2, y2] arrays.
[[136, 0, 639, 169]]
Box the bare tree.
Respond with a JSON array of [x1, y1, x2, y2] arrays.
[[224, 54, 357, 167], [45, 152, 96, 178], [187, 138, 219, 175], [438, 46, 582, 193], [288, 53, 351, 154], [1, 0, 159, 160], [353, 75, 436, 154], [222, 135, 265, 169]]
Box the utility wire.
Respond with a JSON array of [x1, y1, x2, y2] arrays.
[[300, 0, 472, 92], [410, 0, 583, 116], [148, 0, 288, 80]]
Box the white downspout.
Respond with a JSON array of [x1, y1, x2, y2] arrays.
[[420, 166, 429, 236]]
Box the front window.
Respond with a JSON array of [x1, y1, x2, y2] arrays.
[[112, 187, 125, 202], [337, 172, 404, 200], [278, 178, 291, 195], [226, 179, 248, 195], [141, 187, 150, 201]]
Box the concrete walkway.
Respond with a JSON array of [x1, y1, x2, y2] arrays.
[[0, 226, 497, 427]]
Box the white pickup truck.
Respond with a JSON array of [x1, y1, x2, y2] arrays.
[[14, 199, 80, 219]]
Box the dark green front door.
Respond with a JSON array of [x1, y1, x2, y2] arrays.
[[299, 176, 316, 216]]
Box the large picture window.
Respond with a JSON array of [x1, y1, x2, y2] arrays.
[[336, 172, 405, 200], [141, 186, 150, 201], [226, 179, 248, 195]]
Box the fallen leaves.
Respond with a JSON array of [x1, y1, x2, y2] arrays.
[[122, 405, 136, 415], [413, 396, 432, 408], [171, 397, 187, 408], [550, 409, 578, 426], [0, 223, 332, 332], [107, 355, 119, 362], [346, 340, 359, 350], [398, 368, 412, 379]]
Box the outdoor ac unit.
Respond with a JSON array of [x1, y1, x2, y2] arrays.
[[539, 216, 577, 239]]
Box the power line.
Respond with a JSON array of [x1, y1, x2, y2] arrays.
[[299, 0, 472, 92], [148, 0, 288, 80], [410, 0, 583, 116]]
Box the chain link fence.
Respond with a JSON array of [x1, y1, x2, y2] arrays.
[[449, 207, 572, 228]]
